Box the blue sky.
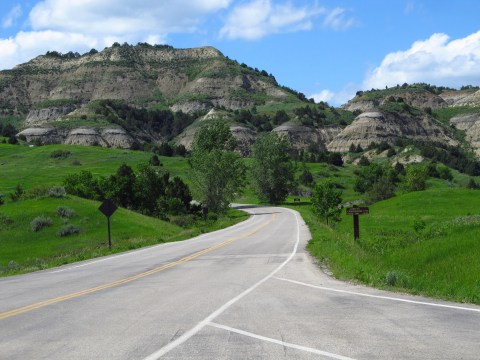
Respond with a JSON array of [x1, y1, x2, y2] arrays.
[[1, 0, 479, 105]]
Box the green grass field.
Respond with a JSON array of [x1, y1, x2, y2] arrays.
[[0, 143, 190, 193], [0, 142, 245, 276], [0, 195, 248, 276], [298, 188, 480, 304]]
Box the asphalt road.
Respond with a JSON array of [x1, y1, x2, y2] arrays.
[[1, 205, 479, 359]]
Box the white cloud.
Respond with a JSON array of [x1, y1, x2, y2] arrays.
[[322, 8, 354, 31], [363, 31, 480, 90], [2, 4, 22, 28], [309, 85, 357, 107], [0, 31, 99, 70], [219, 0, 326, 40], [310, 90, 334, 103], [29, 0, 232, 36]]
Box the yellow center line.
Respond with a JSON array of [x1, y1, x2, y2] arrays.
[[0, 213, 276, 321]]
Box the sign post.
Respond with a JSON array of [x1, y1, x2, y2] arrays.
[[346, 205, 369, 240], [98, 199, 118, 250]]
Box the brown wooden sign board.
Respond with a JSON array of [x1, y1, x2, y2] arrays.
[[346, 206, 369, 240], [346, 206, 369, 215]]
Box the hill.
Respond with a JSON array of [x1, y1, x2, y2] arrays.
[[1, 45, 480, 162]]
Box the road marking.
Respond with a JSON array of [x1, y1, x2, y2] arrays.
[[0, 213, 275, 321], [274, 277, 480, 313], [143, 208, 301, 360], [207, 322, 356, 360], [50, 207, 259, 274]]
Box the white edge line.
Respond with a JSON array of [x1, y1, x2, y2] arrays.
[[274, 277, 480, 314], [50, 205, 259, 274], [207, 322, 356, 360], [143, 208, 301, 360]]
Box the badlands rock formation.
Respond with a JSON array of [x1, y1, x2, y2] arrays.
[[327, 112, 457, 153]]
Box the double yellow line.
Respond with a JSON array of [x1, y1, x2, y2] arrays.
[[0, 213, 275, 321]]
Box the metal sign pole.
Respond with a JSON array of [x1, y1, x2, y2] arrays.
[[353, 214, 359, 240], [98, 199, 117, 250], [107, 216, 111, 250]]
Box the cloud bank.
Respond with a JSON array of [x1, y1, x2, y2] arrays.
[[219, 0, 354, 40], [363, 31, 480, 89]]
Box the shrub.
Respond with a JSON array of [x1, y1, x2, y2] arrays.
[[30, 216, 53, 232], [385, 270, 409, 287], [9, 184, 24, 202], [57, 224, 81, 237], [358, 156, 370, 166], [412, 216, 426, 234], [50, 150, 72, 159], [0, 213, 13, 226], [23, 186, 50, 199], [467, 178, 480, 189], [49, 186, 67, 198], [56, 206, 76, 218], [149, 154, 160, 166], [0, 193, 3, 205]]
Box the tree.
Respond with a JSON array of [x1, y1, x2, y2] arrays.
[[107, 164, 136, 208], [189, 121, 246, 213], [367, 176, 395, 203], [311, 179, 343, 225], [250, 133, 296, 204], [404, 165, 427, 192], [299, 165, 314, 186]]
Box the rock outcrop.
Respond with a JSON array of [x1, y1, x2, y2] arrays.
[[343, 90, 447, 112], [25, 106, 77, 126], [327, 111, 457, 153], [17, 126, 133, 148], [272, 123, 341, 152], [452, 90, 480, 107], [17, 127, 68, 144], [450, 113, 480, 156]]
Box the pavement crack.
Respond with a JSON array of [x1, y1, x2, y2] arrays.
[[170, 329, 184, 342], [280, 333, 288, 357]]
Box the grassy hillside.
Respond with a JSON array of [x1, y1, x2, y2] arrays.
[[0, 143, 189, 193], [300, 188, 480, 304], [0, 143, 246, 276]]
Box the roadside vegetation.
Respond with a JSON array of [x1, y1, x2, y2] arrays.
[[2, 104, 480, 305]]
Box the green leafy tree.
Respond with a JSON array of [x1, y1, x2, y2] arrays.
[[250, 133, 296, 204], [367, 176, 395, 203], [189, 121, 246, 213], [311, 179, 343, 225], [404, 165, 427, 192], [107, 164, 136, 208]]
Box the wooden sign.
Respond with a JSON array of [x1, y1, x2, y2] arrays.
[[346, 206, 369, 240]]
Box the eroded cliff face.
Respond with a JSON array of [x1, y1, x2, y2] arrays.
[[342, 90, 448, 112], [17, 126, 134, 149], [450, 113, 480, 156], [272, 123, 341, 152], [327, 111, 457, 153], [0, 44, 290, 117]]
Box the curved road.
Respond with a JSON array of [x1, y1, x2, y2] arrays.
[[1, 205, 479, 359]]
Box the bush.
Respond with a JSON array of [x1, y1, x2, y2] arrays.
[[56, 206, 76, 218], [31, 216, 53, 232], [385, 270, 409, 287], [50, 150, 72, 159], [149, 154, 161, 166], [49, 186, 67, 198], [0, 213, 13, 226], [57, 224, 81, 237], [9, 184, 24, 202], [0, 193, 3, 205]]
